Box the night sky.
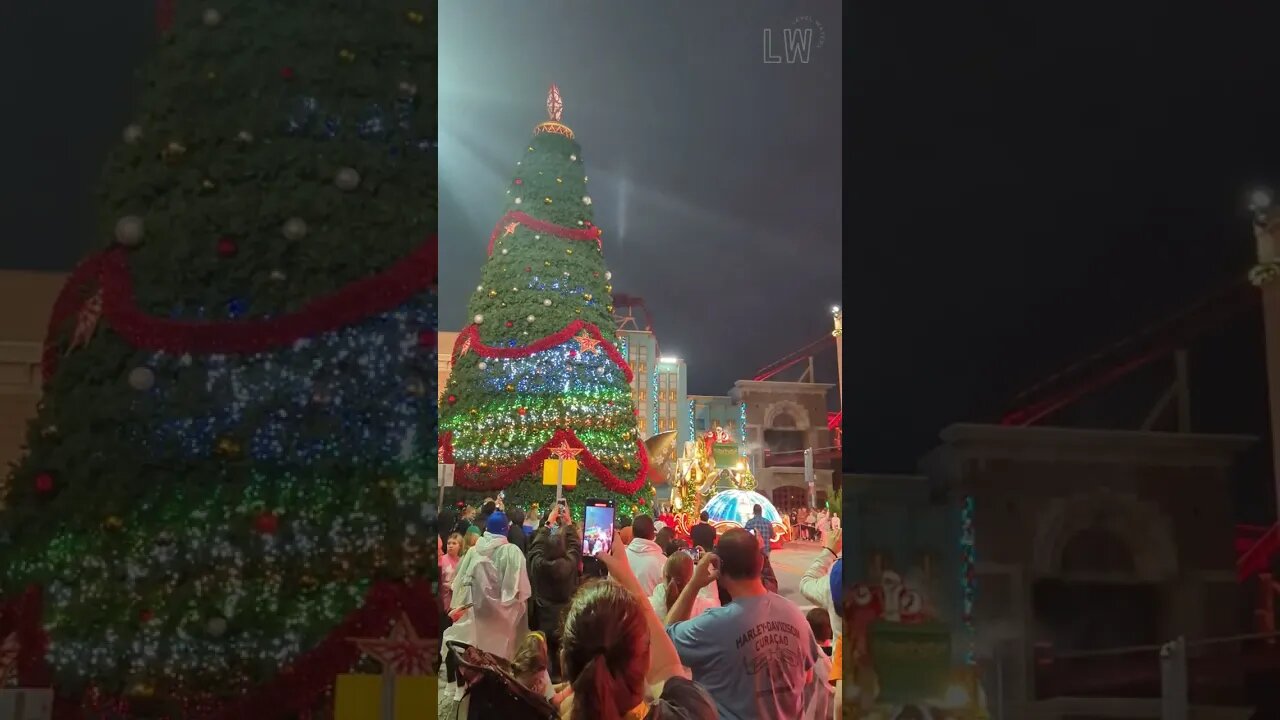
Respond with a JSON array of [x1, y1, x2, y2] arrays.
[[439, 1, 843, 403], [851, 2, 1280, 518]]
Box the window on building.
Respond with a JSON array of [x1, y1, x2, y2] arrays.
[[763, 429, 806, 466]]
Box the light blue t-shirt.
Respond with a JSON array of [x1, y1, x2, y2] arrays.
[[666, 592, 819, 720]]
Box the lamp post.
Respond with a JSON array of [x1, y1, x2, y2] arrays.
[[1250, 189, 1280, 523], [832, 306, 843, 412]]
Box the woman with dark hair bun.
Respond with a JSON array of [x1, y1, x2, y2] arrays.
[[558, 533, 718, 720]]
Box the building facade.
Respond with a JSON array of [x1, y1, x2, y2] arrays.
[[733, 379, 836, 513], [437, 330, 457, 400], [921, 422, 1249, 712], [0, 271, 66, 503], [615, 328, 657, 437]]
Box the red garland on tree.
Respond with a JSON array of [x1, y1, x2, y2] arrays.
[[485, 210, 601, 256], [42, 236, 437, 381], [448, 319, 631, 381]]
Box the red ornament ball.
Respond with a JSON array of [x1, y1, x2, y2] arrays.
[[517, 407, 527, 416], [34, 472, 54, 493], [216, 237, 238, 258], [568, 350, 577, 358], [447, 394, 457, 405], [514, 178, 523, 185], [140, 609, 155, 623], [524, 266, 532, 273], [255, 512, 279, 535], [280, 66, 296, 80], [505, 321, 514, 328]]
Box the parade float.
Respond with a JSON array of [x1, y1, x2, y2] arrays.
[[658, 424, 789, 545], [843, 477, 990, 719]]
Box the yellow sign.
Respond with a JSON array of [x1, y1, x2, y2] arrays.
[[334, 673, 435, 720], [542, 458, 578, 487]]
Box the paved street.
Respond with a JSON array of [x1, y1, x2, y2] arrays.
[[771, 540, 827, 611]]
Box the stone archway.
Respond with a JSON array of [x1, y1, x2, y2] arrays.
[[764, 400, 810, 430], [1031, 488, 1178, 582]]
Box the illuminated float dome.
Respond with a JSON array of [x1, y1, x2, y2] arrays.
[[702, 489, 788, 544]]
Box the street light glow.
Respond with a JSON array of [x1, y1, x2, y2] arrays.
[[659, 356, 680, 364]]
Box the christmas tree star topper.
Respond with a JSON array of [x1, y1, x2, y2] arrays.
[[547, 84, 564, 122]]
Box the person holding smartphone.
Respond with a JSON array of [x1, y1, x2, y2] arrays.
[[528, 501, 580, 679], [664, 528, 821, 720]]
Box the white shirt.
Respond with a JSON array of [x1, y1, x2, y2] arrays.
[[626, 537, 667, 596]]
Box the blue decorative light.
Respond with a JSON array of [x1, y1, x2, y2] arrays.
[[737, 402, 748, 453], [480, 342, 623, 395], [649, 365, 659, 436], [135, 294, 436, 465], [960, 494, 977, 665], [357, 104, 387, 138], [227, 298, 248, 318], [687, 399, 696, 444]]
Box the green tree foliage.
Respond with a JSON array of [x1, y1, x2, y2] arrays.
[[0, 2, 435, 707]]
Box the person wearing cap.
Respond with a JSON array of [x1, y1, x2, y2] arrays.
[[441, 510, 531, 663]]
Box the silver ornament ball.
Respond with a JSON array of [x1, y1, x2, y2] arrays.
[[128, 366, 155, 391], [206, 617, 227, 636], [474, 314, 484, 324], [478, 361, 488, 370], [543, 299, 552, 306], [334, 167, 361, 191], [282, 217, 308, 240], [114, 216, 145, 247], [527, 315, 536, 322]]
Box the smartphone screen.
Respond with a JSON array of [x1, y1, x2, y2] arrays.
[[582, 498, 616, 556]]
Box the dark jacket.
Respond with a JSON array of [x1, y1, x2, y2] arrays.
[[689, 522, 717, 552], [507, 523, 528, 555], [527, 524, 582, 635]]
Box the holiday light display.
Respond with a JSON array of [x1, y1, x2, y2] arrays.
[[439, 86, 648, 509], [702, 489, 786, 544], [960, 494, 977, 665], [0, 2, 435, 714]]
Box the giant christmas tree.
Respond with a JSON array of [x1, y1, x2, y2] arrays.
[[439, 86, 649, 512], [0, 3, 435, 717]]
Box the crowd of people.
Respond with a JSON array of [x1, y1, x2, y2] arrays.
[[436, 498, 844, 720], [789, 506, 839, 542]]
